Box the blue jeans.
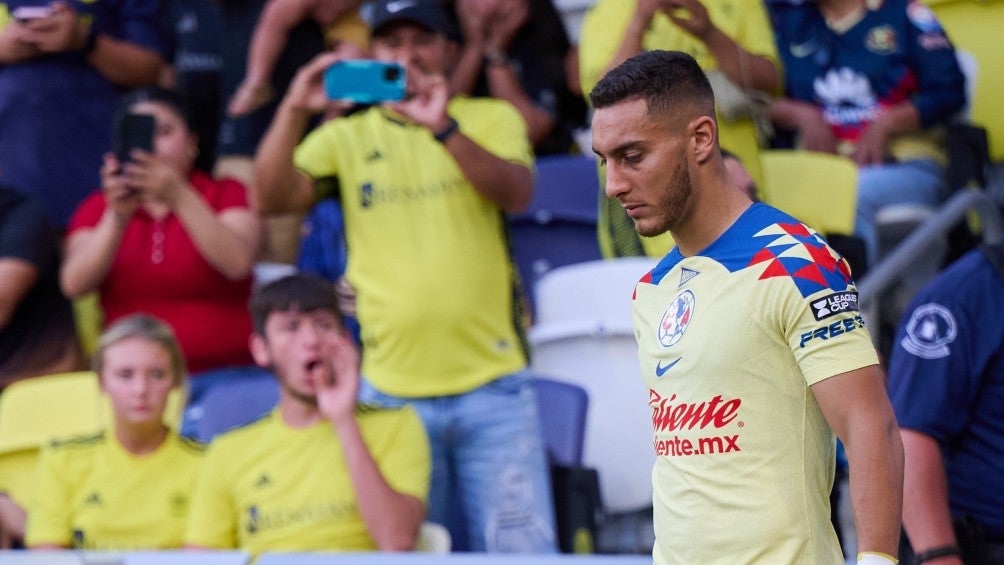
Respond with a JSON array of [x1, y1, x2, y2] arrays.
[[180, 365, 274, 439], [855, 159, 945, 265], [359, 371, 558, 553]]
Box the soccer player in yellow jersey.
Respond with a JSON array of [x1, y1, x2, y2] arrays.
[[25, 315, 203, 550], [589, 50, 904, 564], [253, 0, 556, 553], [184, 273, 430, 554]]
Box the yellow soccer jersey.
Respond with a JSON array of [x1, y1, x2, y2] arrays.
[[631, 203, 877, 564], [184, 406, 431, 554], [294, 98, 532, 398], [580, 0, 780, 201], [25, 431, 204, 549]]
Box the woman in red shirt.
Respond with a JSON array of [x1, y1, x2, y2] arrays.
[[61, 86, 266, 438]]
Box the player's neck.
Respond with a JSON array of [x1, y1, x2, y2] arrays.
[[672, 175, 753, 257]]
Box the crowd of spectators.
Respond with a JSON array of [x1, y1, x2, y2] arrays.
[[0, 0, 998, 559]]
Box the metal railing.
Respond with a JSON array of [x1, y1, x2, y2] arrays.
[[858, 189, 1003, 307]]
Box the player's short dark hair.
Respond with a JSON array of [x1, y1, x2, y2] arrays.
[[589, 50, 716, 122], [249, 273, 343, 335]]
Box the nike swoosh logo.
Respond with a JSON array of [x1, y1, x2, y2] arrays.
[[790, 41, 818, 58], [655, 357, 682, 378], [386, 0, 416, 13]]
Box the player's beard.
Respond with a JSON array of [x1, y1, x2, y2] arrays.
[[636, 159, 692, 237]]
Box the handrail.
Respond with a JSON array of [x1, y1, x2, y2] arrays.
[[858, 189, 1002, 307]]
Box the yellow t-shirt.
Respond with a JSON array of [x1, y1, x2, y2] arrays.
[[184, 406, 431, 555], [294, 99, 532, 397], [25, 431, 204, 550], [631, 204, 877, 564]]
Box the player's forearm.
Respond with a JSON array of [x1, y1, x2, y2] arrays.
[[847, 415, 905, 557], [333, 417, 424, 551], [901, 430, 960, 553]]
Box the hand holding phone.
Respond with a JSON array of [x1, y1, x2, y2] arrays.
[[323, 60, 407, 104]]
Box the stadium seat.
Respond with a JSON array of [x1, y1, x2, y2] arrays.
[[414, 522, 452, 553], [528, 258, 657, 514], [194, 371, 279, 443], [508, 155, 603, 317], [533, 376, 589, 468], [758, 149, 858, 237], [924, 0, 1004, 164]]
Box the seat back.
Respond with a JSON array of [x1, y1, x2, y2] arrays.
[[533, 377, 588, 468], [925, 0, 1004, 162], [528, 258, 658, 513], [195, 372, 279, 443], [759, 150, 858, 236], [413, 522, 452, 553], [508, 155, 602, 316]]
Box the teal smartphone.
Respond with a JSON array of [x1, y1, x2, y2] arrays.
[[323, 60, 407, 104]]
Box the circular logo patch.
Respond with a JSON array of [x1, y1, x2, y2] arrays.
[[658, 290, 696, 348]]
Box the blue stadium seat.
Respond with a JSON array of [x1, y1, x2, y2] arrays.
[[195, 372, 279, 443], [508, 155, 602, 317]]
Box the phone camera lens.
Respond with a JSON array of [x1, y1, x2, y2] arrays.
[[384, 66, 401, 81]]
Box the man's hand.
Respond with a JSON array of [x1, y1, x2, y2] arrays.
[[663, 0, 713, 41], [283, 50, 353, 117], [853, 120, 891, 166], [314, 332, 361, 426], [388, 65, 450, 131], [18, 2, 87, 54]]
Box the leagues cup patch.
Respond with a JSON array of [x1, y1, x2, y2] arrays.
[[658, 290, 695, 348], [811, 291, 859, 321]]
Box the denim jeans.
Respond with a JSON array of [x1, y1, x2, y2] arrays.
[[359, 371, 558, 553], [855, 159, 945, 266], [180, 364, 274, 439]]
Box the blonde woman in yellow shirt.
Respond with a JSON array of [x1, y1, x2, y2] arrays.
[[25, 314, 204, 550]]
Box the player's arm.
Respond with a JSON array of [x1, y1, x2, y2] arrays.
[[811, 364, 904, 561], [900, 429, 963, 564]]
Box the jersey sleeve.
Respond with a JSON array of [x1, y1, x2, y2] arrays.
[[24, 446, 74, 547], [783, 281, 879, 386], [459, 100, 534, 169], [294, 125, 341, 199], [183, 441, 238, 549]]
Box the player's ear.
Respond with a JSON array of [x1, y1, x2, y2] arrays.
[[689, 115, 718, 164]]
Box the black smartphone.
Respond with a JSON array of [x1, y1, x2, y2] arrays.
[[113, 113, 155, 165], [323, 60, 407, 103]]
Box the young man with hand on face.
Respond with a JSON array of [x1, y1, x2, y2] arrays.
[[183, 274, 430, 554]]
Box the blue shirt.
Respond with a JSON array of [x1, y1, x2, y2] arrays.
[[887, 248, 1004, 540], [0, 0, 167, 226]]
